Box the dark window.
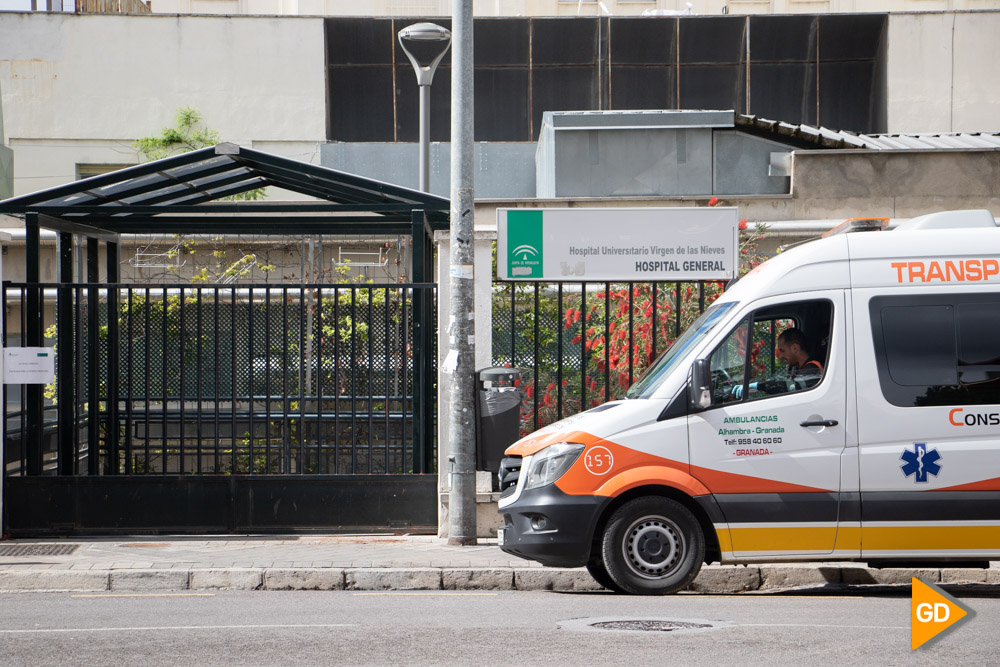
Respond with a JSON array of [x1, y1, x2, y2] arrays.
[[881, 305, 957, 386], [324, 15, 887, 142], [870, 295, 1000, 407]]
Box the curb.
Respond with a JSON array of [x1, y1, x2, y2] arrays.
[[0, 566, 997, 593]]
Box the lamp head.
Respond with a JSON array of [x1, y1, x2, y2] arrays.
[[398, 22, 452, 86]]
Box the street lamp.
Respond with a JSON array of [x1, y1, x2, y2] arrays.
[[398, 22, 452, 193]]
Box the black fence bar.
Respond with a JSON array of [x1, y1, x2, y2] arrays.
[[298, 288, 306, 475], [213, 287, 221, 473], [144, 287, 151, 471], [179, 287, 187, 474], [196, 288, 203, 473], [160, 285, 168, 474], [532, 283, 540, 433], [350, 287, 357, 473], [247, 286, 254, 473], [3, 283, 437, 479], [125, 288, 134, 472], [556, 284, 563, 422], [316, 287, 325, 474], [57, 285, 74, 476], [383, 286, 390, 473], [282, 286, 290, 475], [367, 289, 374, 472], [400, 287, 410, 473], [229, 286, 237, 475], [264, 285, 271, 473]]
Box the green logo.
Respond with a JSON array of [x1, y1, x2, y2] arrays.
[[508, 210, 543, 278]]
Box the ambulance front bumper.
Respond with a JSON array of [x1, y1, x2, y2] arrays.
[[497, 484, 609, 568]]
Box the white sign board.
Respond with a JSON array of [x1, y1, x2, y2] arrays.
[[497, 207, 738, 282], [3, 347, 55, 385]]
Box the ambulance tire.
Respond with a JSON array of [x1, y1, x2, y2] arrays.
[[601, 496, 704, 595], [586, 556, 627, 593]]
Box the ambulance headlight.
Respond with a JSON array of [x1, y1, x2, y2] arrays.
[[523, 443, 585, 491]]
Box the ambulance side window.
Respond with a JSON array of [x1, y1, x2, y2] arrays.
[[705, 299, 833, 407], [870, 294, 1000, 407]]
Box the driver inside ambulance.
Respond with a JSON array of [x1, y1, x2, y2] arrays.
[[775, 327, 823, 388]]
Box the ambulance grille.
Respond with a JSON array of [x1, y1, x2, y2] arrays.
[[498, 455, 522, 494]]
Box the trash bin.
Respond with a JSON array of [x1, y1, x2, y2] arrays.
[[475, 367, 522, 478]]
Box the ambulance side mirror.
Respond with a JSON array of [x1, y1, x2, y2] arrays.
[[689, 359, 712, 411]]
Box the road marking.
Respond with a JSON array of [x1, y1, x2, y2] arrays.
[[354, 591, 500, 597], [686, 595, 865, 599], [741, 623, 908, 630], [71, 593, 217, 598], [0, 624, 356, 635]]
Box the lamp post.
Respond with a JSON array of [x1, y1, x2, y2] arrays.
[[398, 22, 452, 193]]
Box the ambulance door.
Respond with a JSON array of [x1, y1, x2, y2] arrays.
[[688, 292, 848, 558], [856, 290, 1000, 559]]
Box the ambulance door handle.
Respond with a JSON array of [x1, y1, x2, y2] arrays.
[[800, 419, 838, 428]]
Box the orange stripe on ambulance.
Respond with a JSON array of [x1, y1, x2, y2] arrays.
[[891, 259, 1000, 283]]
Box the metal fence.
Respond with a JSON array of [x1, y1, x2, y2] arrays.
[[492, 280, 721, 435], [3, 282, 437, 478]]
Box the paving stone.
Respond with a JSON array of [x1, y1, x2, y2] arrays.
[[189, 568, 263, 590], [0, 570, 109, 592], [940, 568, 990, 584], [760, 566, 843, 589], [442, 568, 514, 590], [689, 566, 762, 593], [841, 568, 940, 585], [345, 568, 442, 590], [111, 569, 190, 591], [264, 568, 345, 591], [514, 568, 603, 592]]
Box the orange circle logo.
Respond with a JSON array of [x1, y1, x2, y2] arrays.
[[584, 446, 614, 475]]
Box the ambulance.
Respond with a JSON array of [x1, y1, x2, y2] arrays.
[[496, 209, 1000, 595]]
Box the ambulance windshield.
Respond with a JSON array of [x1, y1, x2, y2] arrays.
[[626, 301, 738, 399]]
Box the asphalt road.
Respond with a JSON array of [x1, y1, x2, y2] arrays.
[[0, 589, 995, 666]]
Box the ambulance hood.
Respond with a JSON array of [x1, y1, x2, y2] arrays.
[[504, 398, 667, 457]]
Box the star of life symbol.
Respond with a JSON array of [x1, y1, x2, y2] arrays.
[[900, 443, 942, 483]]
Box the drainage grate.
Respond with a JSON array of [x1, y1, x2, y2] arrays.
[[591, 620, 712, 632], [0, 544, 81, 557]]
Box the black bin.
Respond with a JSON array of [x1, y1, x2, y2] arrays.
[[475, 367, 522, 476]]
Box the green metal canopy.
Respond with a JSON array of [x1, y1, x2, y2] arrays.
[[0, 142, 450, 237]]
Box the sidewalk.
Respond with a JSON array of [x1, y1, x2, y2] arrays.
[[0, 535, 997, 593]]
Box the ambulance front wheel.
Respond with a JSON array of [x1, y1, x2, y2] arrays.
[[601, 496, 705, 595]]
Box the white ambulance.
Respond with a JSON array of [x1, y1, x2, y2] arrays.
[[497, 209, 1000, 595]]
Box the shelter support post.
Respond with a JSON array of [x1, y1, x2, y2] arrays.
[[57, 233, 75, 475], [86, 238, 100, 475], [106, 240, 120, 474], [24, 213, 43, 476], [411, 209, 435, 473]]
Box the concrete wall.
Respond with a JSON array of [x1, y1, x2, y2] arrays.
[[886, 11, 1000, 132], [0, 12, 327, 195], [784, 149, 1000, 219], [0, 75, 10, 200], [320, 142, 537, 200]]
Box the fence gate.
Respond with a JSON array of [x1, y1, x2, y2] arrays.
[[3, 282, 437, 535]]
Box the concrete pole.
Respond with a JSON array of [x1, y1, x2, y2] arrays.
[[447, 0, 477, 546]]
